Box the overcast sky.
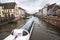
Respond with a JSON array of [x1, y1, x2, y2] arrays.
[[0, 0, 60, 14]]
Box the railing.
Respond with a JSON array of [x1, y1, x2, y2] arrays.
[[0, 17, 15, 25]]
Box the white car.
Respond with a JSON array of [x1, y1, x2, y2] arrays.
[[4, 17, 35, 40]]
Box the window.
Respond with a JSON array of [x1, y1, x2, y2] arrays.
[[11, 31, 14, 35], [23, 31, 28, 36], [10, 9, 12, 11], [28, 21, 34, 33]]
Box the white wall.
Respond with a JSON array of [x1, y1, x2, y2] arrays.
[[0, 6, 4, 17], [19, 9, 25, 18], [43, 8, 47, 16]]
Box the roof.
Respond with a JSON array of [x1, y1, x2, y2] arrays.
[[0, 3, 3, 6], [0, 2, 16, 9], [18, 7, 25, 11], [47, 3, 60, 10]]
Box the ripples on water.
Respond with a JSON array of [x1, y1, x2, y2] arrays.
[[44, 21, 60, 36], [39, 19, 60, 36], [0, 19, 27, 31]]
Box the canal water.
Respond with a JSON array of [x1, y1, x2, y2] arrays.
[[30, 17, 60, 40], [0, 19, 27, 40], [0, 17, 60, 40]]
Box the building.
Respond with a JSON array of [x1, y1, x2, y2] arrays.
[[34, 9, 43, 17], [56, 9, 60, 17], [47, 3, 60, 16], [0, 2, 27, 20], [0, 6, 3, 17], [19, 7, 27, 18], [2, 2, 18, 18], [42, 4, 49, 16], [0, 3, 4, 17], [39, 9, 43, 16]]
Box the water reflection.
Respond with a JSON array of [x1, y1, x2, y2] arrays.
[[41, 20, 60, 36]]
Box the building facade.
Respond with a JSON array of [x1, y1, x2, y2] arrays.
[[42, 4, 49, 16], [0, 2, 27, 20], [0, 6, 4, 17]]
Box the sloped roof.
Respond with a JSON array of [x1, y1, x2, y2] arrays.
[[18, 7, 25, 10], [0, 2, 16, 9], [0, 3, 3, 6], [47, 3, 60, 10]]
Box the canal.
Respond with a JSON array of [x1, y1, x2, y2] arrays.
[[0, 17, 60, 40], [30, 17, 60, 40]]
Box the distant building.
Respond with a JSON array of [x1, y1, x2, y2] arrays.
[[39, 9, 43, 16], [0, 2, 27, 20], [0, 2, 17, 18], [35, 12, 39, 16], [19, 7, 27, 18], [47, 3, 60, 16], [0, 3, 4, 17], [42, 4, 49, 16], [2, 2, 18, 18], [0, 6, 4, 17], [56, 9, 60, 17]]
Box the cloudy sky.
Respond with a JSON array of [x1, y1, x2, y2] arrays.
[[0, 0, 60, 14]]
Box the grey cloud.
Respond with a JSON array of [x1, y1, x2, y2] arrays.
[[0, 0, 60, 13]]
